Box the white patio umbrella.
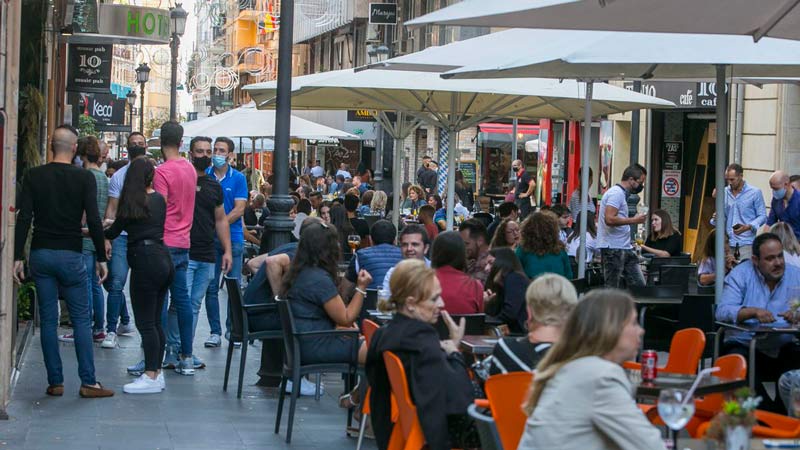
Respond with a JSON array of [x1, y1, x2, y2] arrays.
[[405, 0, 800, 43], [244, 68, 673, 229]]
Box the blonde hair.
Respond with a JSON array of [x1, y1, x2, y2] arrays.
[[371, 190, 388, 212], [378, 259, 436, 312], [771, 222, 800, 255], [526, 274, 578, 327], [524, 289, 635, 415]]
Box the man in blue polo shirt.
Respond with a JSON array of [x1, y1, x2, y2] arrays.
[[767, 170, 800, 240], [203, 137, 248, 348]]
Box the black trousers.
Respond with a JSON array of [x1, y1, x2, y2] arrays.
[[128, 244, 174, 372], [723, 341, 800, 413]]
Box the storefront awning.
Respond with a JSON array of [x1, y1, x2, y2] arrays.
[[478, 123, 540, 135]]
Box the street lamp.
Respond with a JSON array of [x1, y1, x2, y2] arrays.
[[169, 3, 188, 121], [135, 63, 151, 134], [126, 90, 137, 131]]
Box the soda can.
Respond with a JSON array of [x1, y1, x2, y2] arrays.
[[641, 350, 658, 382]]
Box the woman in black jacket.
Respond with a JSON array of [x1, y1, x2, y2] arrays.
[[483, 247, 530, 334], [366, 259, 475, 450]]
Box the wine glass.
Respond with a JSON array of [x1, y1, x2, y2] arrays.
[[347, 234, 361, 253], [657, 389, 695, 449]]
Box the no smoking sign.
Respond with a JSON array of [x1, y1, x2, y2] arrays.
[[662, 170, 681, 198]]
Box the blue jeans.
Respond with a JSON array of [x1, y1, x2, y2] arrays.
[[105, 234, 131, 333], [167, 259, 215, 352], [82, 250, 104, 333], [30, 249, 96, 386], [160, 247, 193, 357], [205, 240, 243, 336]]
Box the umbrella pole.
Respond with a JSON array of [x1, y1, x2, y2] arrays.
[[577, 81, 593, 279], [445, 128, 459, 229], [392, 136, 403, 228], [715, 65, 728, 304]]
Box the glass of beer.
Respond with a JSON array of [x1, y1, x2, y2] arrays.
[[347, 234, 361, 252]]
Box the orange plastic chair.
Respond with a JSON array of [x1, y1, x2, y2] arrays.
[[383, 351, 426, 450], [643, 354, 747, 433], [484, 372, 533, 450], [356, 320, 382, 450], [625, 328, 706, 375]]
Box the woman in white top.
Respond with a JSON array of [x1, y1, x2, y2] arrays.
[[771, 222, 800, 268], [566, 212, 598, 263], [518, 289, 667, 450]]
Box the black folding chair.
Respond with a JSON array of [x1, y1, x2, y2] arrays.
[[435, 313, 487, 339], [646, 255, 692, 284], [677, 294, 717, 363], [274, 298, 360, 443], [658, 264, 699, 294], [222, 277, 282, 399]]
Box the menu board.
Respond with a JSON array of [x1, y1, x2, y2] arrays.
[[458, 160, 478, 188]]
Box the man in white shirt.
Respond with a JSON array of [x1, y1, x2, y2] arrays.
[[310, 160, 324, 178], [597, 164, 648, 288]]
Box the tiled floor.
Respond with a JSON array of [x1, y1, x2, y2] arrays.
[[0, 288, 372, 450]]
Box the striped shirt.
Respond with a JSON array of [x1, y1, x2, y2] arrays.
[[489, 337, 552, 375]]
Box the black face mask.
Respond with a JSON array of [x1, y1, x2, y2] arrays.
[[128, 145, 147, 159], [192, 156, 211, 171], [629, 182, 644, 195]]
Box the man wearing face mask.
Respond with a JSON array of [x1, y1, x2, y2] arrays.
[[513, 159, 535, 220], [597, 164, 648, 288], [101, 132, 147, 350], [203, 137, 248, 348], [711, 164, 767, 260], [163, 136, 232, 371], [767, 170, 800, 240]]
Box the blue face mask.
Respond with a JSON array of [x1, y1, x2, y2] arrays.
[[774, 188, 787, 200], [212, 155, 227, 169]]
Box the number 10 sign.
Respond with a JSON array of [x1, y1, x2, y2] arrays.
[[67, 43, 113, 93]]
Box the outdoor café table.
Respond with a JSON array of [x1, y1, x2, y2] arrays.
[[460, 335, 500, 356], [635, 296, 684, 327], [714, 321, 800, 390], [631, 371, 746, 400], [366, 310, 392, 325]]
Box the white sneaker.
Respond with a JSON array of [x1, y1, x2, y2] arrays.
[[123, 374, 161, 394], [157, 372, 165, 390], [100, 332, 117, 349], [117, 324, 135, 335], [285, 378, 322, 396]]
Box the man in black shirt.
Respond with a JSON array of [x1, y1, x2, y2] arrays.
[[419, 160, 438, 195], [513, 159, 535, 219], [165, 136, 232, 370], [13, 125, 114, 398], [345, 193, 370, 244], [416, 155, 431, 185]]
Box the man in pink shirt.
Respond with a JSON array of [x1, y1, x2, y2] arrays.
[[152, 121, 198, 374]]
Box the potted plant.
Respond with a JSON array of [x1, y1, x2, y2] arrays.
[[706, 387, 762, 450]]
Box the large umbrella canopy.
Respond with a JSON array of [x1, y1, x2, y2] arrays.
[[180, 102, 358, 140], [244, 68, 673, 228], [405, 0, 800, 43]]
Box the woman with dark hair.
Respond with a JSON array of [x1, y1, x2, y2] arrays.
[[490, 218, 521, 249], [483, 247, 529, 334], [280, 221, 370, 394], [429, 194, 448, 230], [329, 203, 356, 257], [518, 289, 665, 450], [431, 231, 484, 314], [516, 211, 573, 279], [104, 159, 174, 395], [697, 229, 736, 286], [319, 200, 332, 224], [566, 212, 598, 262], [641, 209, 683, 257]]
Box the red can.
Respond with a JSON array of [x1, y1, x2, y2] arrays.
[[641, 350, 658, 382]]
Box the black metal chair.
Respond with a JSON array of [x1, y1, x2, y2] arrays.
[[570, 277, 589, 295], [357, 288, 379, 326], [468, 404, 504, 450], [646, 255, 692, 284], [629, 284, 685, 299], [222, 277, 282, 399], [629, 284, 684, 352], [435, 313, 487, 339], [658, 264, 699, 294], [678, 294, 717, 362], [274, 298, 360, 443]]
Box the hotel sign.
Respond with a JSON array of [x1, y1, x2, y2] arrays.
[[67, 4, 170, 45]]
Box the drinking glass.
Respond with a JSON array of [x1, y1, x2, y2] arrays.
[[347, 234, 361, 253], [657, 389, 695, 449]]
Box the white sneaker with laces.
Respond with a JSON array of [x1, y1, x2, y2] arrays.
[[284, 378, 322, 396], [123, 374, 161, 394], [117, 324, 135, 335], [100, 332, 117, 349], [157, 372, 165, 390]]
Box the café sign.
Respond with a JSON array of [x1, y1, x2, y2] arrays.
[[67, 4, 170, 45], [623, 81, 726, 109]]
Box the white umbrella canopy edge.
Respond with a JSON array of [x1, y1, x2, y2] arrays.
[[404, 0, 800, 43], [244, 69, 673, 228]]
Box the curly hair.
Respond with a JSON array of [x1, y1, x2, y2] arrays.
[[519, 211, 565, 256], [490, 218, 520, 249], [280, 221, 341, 297]]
